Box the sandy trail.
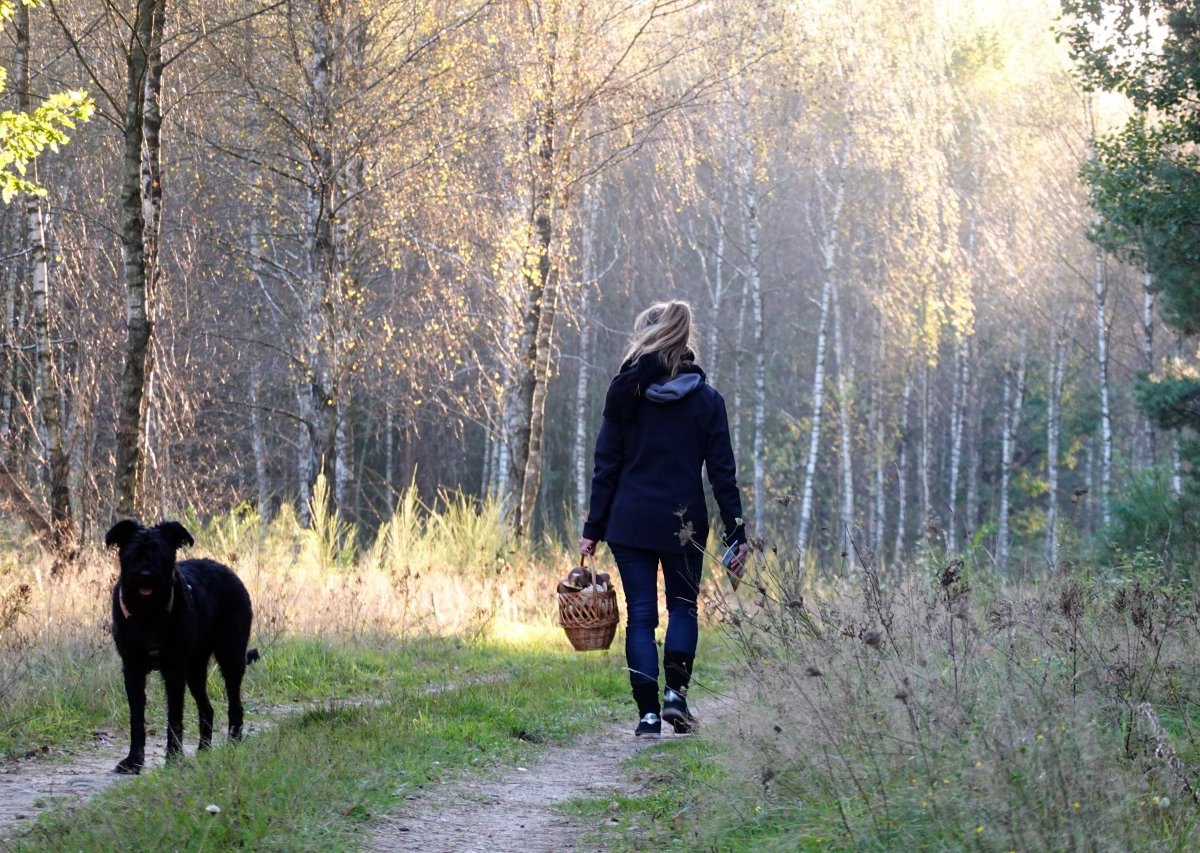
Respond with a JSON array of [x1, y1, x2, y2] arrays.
[[372, 694, 733, 853], [1, 686, 727, 852], [0, 717, 272, 834]]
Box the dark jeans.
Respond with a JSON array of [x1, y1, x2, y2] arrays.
[[608, 543, 701, 690]]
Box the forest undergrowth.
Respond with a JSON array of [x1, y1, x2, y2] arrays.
[[3, 487, 1199, 849], [0, 481, 561, 756], [662, 542, 1200, 850]]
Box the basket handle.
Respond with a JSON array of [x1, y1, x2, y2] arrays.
[[579, 551, 598, 585]]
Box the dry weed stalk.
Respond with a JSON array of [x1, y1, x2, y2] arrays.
[[1136, 702, 1200, 806], [704, 541, 1200, 848]]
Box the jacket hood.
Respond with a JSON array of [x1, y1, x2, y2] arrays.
[[645, 372, 704, 403]]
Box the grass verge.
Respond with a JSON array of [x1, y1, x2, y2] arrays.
[[4, 625, 629, 851]]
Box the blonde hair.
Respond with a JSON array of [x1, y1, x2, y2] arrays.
[[623, 300, 695, 376]]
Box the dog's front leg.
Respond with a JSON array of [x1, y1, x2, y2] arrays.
[[163, 668, 187, 761], [116, 666, 147, 774]]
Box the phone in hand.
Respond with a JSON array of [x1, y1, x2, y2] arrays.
[[722, 542, 743, 591]]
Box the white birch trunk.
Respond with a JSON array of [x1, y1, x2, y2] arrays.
[[0, 257, 17, 443], [1046, 331, 1065, 570], [920, 361, 932, 546], [573, 184, 601, 521], [797, 134, 850, 557], [947, 334, 969, 554], [731, 275, 747, 460], [832, 280, 854, 564], [797, 276, 832, 556], [297, 386, 315, 525], [1172, 335, 1183, 497], [870, 329, 885, 558], [17, 4, 70, 550], [249, 361, 269, 521], [1095, 245, 1112, 528], [996, 340, 1027, 573], [1171, 435, 1183, 497], [574, 297, 592, 520], [965, 350, 980, 542], [334, 400, 350, 512], [1140, 273, 1155, 468], [745, 177, 766, 541], [705, 205, 726, 386], [893, 378, 911, 562]]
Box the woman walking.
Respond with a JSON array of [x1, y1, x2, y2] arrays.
[[580, 300, 748, 737]]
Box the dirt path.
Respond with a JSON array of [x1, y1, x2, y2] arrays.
[[372, 694, 733, 853], [0, 676, 498, 837], [0, 716, 273, 834], [1, 690, 728, 851]]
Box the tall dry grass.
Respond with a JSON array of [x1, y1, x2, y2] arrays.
[[0, 483, 566, 753], [711, 546, 1200, 849]]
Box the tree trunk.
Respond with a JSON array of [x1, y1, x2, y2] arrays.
[[703, 202, 727, 386], [964, 355, 980, 544], [16, 3, 71, 556], [796, 276, 832, 557], [139, 0, 165, 510], [919, 359, 932, 548], [1094, 244, 1112, 528], [947, 334, 969, 554], [1171, 334, 1183, 497], [893, 378, 911, 563], [0, 233, 18, 445], [996, 339, 1027, 573], [797, 133, 850, 558], [299, 0, 338, 520], [573, 183, 601, 521], [514, 86, 560, 537], [573, 310, 591, 520], [731, 270, 747, 460], [115, 0, 164, 517], [831, 279, 854, 565], [1046, 329, 1065, 570], [744, 172, 766, 542], [870, 333, 886, 562], [249, 355, 269, 522], [385, 403, 396, 497], [1140, 272, 1155, 468]]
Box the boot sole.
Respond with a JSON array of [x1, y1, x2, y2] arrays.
[[661, 708, 697, 734]]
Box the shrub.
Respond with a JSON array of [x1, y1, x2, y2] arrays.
[[1106, 468, 1200, 582]]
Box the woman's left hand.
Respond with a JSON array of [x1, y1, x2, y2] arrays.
[[579, 537, 597, 556]]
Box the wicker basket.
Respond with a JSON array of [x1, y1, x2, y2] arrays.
[[558, 556, 619, 652]]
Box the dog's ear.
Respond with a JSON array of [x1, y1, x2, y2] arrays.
[[105, 519, 142, 550], [154, 520, 195, 550]]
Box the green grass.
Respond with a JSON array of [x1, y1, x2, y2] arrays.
[[4, 627, 630, 851]]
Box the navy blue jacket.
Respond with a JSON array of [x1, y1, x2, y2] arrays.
[[583, 358, 746, 554]]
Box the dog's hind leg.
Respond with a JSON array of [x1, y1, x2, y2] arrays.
[[163, 668, 187, 761], [116, 666, 147, 774], [215, 650, 247, 741], [188, 661, 215, 750]]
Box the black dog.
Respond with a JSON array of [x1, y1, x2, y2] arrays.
[[105, 519, 257, 774]]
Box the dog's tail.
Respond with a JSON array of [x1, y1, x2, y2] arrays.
[[246, 648, 261, 666]]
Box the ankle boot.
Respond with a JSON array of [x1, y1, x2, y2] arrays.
[[662, 651, 697, 733], [632, 681, 661, 717]]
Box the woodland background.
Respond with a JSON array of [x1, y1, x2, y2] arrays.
[[0, 0, 1183, 574]]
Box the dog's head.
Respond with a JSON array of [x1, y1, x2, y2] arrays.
[[105, 520, 194, 614]]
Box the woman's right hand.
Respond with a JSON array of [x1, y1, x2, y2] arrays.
[[579, 537, 597, 556]]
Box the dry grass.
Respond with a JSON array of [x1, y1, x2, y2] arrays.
[[0, 489, 567, 754], [707, 547, 1200, 850]]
